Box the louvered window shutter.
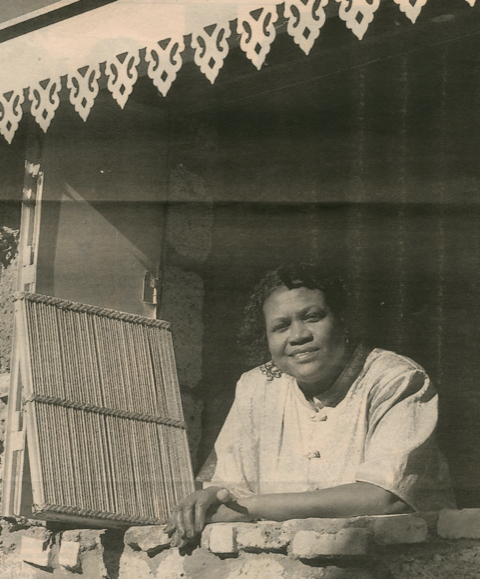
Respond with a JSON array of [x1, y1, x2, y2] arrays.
[[2, 293, 194, 527]]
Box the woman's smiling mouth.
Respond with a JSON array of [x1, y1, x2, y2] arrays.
[[289, 348, 319, 361]]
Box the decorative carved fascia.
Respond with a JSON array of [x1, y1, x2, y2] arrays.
[[335, 0, 380, 40], [0, 89, 25, 144], [285, 0, 329, 56], [393, 0, 427, 23], [237, 6, 279, 70], [145, 37, 185, 97], [28, 78, 62, 133], [192, 23, 232, 84], [67, 65, 101, 122], [106, 51, 141, 109], [0, 0, 477, 142]]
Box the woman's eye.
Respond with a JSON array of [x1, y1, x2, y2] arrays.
[[272, 323, 289, 332], [306, 312, 325, 322]]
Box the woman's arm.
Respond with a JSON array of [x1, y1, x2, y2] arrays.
[[224, 482, 411, 522], [166, 482, 411, 545]]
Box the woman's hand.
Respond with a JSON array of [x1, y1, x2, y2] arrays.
[[165, 486, 235, 547]]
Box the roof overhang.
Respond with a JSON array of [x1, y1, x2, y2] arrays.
[[0, 0, 477, 144]]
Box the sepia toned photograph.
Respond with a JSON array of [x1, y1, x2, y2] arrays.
[[0, 0, 479, 577]]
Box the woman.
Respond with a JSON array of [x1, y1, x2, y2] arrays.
[[166, 264, 454, 546]]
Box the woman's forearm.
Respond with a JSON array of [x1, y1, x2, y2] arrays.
[[210, 482, 411, 524]]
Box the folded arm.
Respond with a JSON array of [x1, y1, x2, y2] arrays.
[[217, 481, 411, 522], [165, 482, 411, 546]]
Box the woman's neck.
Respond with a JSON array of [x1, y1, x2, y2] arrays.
[[297, 340, 353, 400]]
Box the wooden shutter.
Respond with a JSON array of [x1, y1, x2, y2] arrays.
[[2, 292, 194, 527]]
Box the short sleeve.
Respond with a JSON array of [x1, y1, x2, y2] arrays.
[[205, 374, 260, 499], [355, 367, 455, 511]]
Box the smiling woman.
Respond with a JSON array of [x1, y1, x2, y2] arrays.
[[263, 285, 346, 397], [165, 263, 456, 547]]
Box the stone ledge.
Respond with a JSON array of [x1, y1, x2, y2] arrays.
[[437, 508, 480, 539], [289, 528, 370, 559], [120, 511, 480, 560], [200, 513, 440, 557], [3, 514, 480, 579], [118, 548, 378, 579], [372, 514, 429, 544]]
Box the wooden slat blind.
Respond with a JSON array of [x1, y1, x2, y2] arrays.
[[2, 293, 194, 527]]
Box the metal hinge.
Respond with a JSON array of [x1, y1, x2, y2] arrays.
[[143, 271, 162, 305]]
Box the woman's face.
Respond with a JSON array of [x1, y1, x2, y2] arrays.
[[263, 285, 346, 392]]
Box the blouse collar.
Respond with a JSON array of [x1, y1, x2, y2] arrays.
[[296, 341, 372, 409]]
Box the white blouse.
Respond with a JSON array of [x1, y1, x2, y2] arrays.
[[208, 346, 455, 512]]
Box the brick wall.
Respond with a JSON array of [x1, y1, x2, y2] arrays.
[[2, 510, 480, 579]]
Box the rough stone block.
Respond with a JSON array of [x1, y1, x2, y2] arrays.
[[124, 525, 171, 554], [58, 541, 81, 570], [181, 546, 229, 578], [208, 523, 238, 554], [81, 548, 108, 579], [437, 509, 480, 539], [60, 529, 108, 578], [290, 529, 370, 559], [61, 528, 105, 550], [373, 515, 429, 544], [24, 526, 52, 540], [225, 555, 286, 579], [21, 536, 51, 568], [0, 523, 49, 558], [155, 548, 186, 579], [119, 550, 155, 579], [202, 523, 250, 551], [236, 521, 288, 552]]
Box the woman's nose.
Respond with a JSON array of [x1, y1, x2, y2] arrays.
[[289, 321, 313, 344]]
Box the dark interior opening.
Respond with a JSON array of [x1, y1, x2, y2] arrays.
[[194, 202, 480, 509]]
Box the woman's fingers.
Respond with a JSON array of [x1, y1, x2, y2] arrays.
[[194, 498, 209, 533], [167, 501, 201, 540], [165, 488, 226, 541], [165, 505, 184, 537], [183, 504, 196, 538], [164, 511, 177, 535], [170, 529, 188, 548], [194, 490, 221, 533], [174, 505, 186, 537]]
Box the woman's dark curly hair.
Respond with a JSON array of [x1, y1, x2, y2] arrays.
[[238, 263, 347, 367]]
